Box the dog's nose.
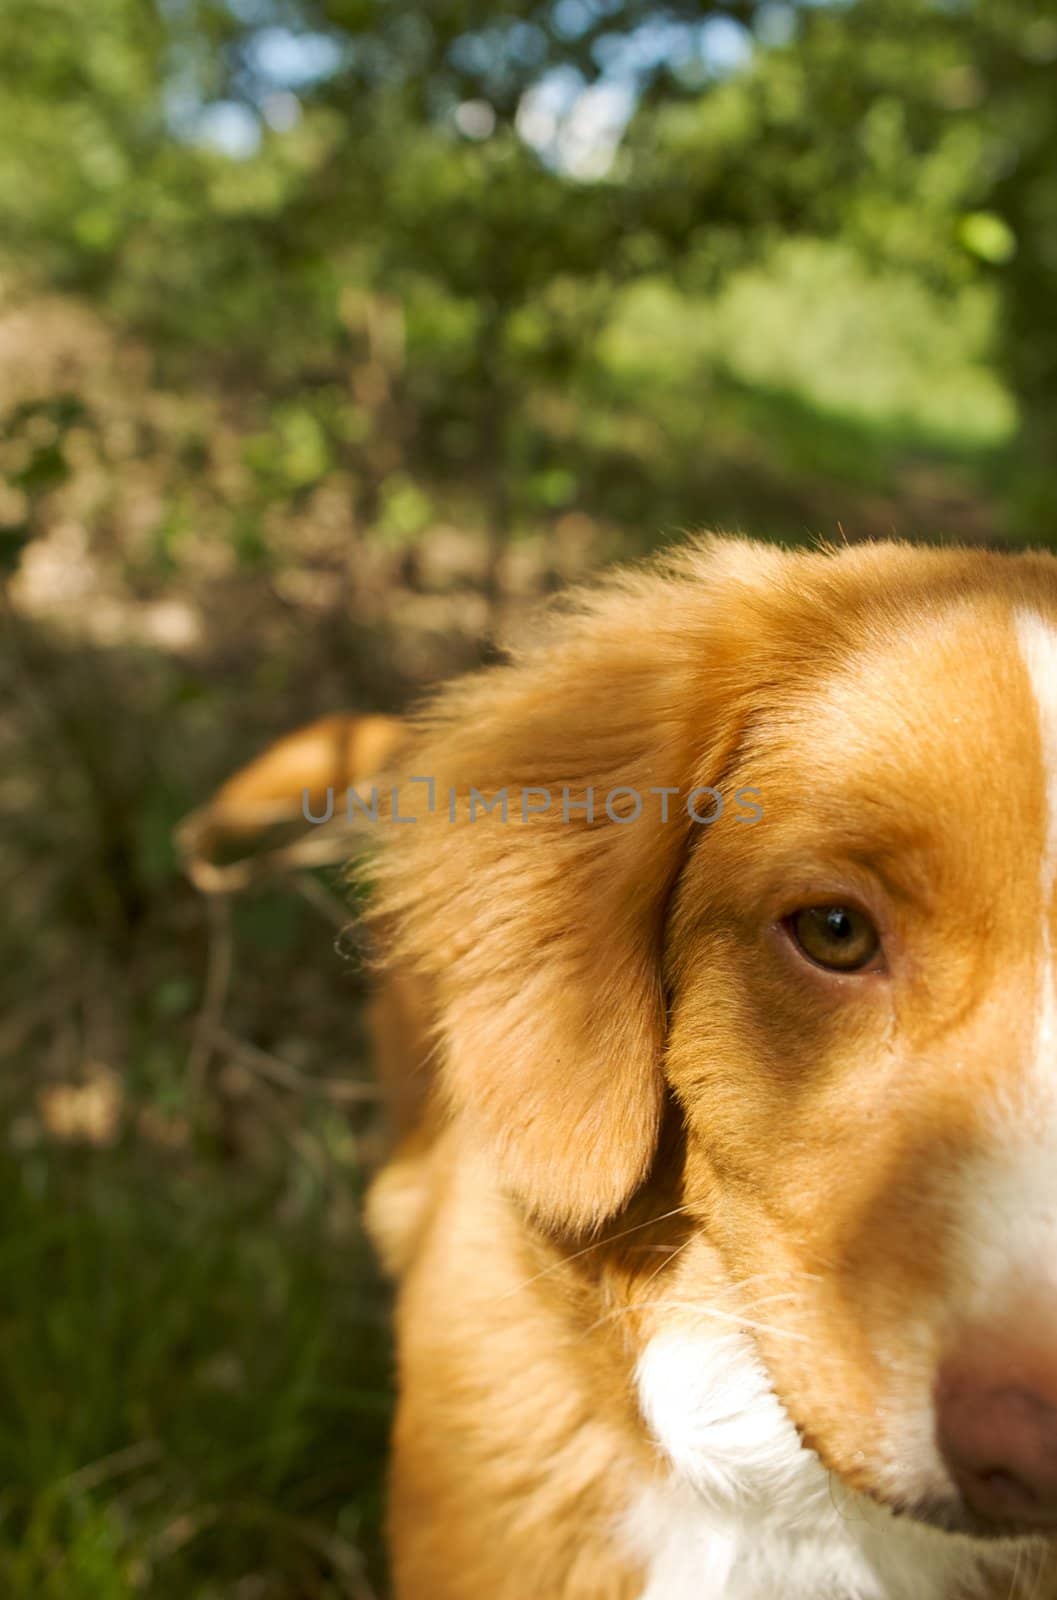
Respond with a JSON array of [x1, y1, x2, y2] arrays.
[[936, 1330, 1057, 1527]]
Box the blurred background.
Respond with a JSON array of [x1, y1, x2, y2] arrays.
[[1, 0, 1055, 1593]]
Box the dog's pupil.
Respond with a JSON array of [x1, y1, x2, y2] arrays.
[[827, 909, 853, 941]]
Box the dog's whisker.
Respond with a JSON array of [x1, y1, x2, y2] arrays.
[[825, 1467, 872, 1528], [1023, 1541, 1054, 1600], [697, 1275, 804, 1304], [585, 1297, 810, 1343], [634, 1233, 694, 1296], [498, 1204, 693, 1301]]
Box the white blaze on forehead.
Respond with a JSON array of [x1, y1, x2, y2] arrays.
[[945, 610, 1057, 1320], [914, 602, 1057, 1388], [1015, 609, 1057, 1062]]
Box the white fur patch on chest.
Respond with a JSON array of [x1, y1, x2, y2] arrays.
[[625, 1329, 1009, 1600]]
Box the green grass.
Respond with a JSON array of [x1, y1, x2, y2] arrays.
[[0, 1140, 392, 1599]]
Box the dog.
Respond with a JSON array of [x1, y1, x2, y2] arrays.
[[185, 536, 1057, 1599]]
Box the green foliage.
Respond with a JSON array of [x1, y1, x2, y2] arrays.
[[1, 0, 1050, 536]]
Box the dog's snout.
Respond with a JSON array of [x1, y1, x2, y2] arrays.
[[936, 1329, 1057, 1527]]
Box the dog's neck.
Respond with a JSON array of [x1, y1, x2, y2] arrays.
[[627, 1321, 1034, 1600], [535, 1149, 1043, 1600]]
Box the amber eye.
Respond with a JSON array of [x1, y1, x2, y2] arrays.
[[788, 905, 880, 973]]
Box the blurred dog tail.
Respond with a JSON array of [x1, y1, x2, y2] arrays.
[[176, 711, 406, 894], [177, 709, 438, 1271]]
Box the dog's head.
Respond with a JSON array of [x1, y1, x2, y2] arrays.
[[376, 536, 1057, 1541]]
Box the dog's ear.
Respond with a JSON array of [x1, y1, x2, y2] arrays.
[[373, 538, 787, 1233]]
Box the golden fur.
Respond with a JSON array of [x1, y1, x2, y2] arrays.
[[188, 537, 1057, 1598]]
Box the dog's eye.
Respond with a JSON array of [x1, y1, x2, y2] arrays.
[[788, 905, 880, 973]]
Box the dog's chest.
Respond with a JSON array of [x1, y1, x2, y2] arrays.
[[626, 1482, 970, 1600], [626, 1330, 1007, 1600], [628, 1494, 851, 1600]]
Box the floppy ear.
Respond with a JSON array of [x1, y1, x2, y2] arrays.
[[373, 538, 787, 1234]]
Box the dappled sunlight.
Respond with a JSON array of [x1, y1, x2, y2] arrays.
[[2, 0, 1056, 1593]]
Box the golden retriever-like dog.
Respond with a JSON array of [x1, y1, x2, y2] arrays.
[[186, 536, 1057, 1600]]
